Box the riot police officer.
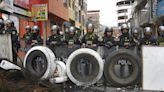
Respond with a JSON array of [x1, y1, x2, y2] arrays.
[[0, 19, 4, 34], [103, 27, 115, 48], [119, 24, 134, 49], [47, 25, 62, 46], [82, 23, 99, 47], [23, 25, 31, 52], [132, 28, 140, 46], [29, 25, 43, 46], [140, 27, 157, 46], [4, 19, 20, 63], [157, 26, 164, 46], [65, 26, 80, 46], [23, 25, 31, 45]]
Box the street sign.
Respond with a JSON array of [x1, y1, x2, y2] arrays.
[[0, 0, 14, 13], [31, 4, 48, 21]]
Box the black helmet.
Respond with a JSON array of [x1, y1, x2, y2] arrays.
[[69, 26, 76, 33], [144, 27, 152, 33], [0, 19, 4, 29], [51, 25, 59, 32], [121, 24, 129, 30], [32, 25, 40, 32], [25, 25, 31, 30], [105, 27, 112, 32], [87, 23, 94, 30]]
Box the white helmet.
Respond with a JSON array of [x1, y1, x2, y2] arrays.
[[144, 27, 152, 33], [51, 25, 59, 32], [121, 24, 129, 30], [159, 26, 164, 31]]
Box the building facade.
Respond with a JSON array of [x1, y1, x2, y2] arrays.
[[87, 10, 100, 34], [116, 0, 134, 27], [0, 0, 87, 38]]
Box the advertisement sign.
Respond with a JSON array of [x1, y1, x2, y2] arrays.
[[14, 0, 29, 9], [14, 6, 31, 17], [156, 0, 164, 17], [0, 0, 14, 13], [31, 4, 48, 21]]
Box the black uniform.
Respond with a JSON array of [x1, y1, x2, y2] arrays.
[[23, 33, 31, 45], [140, 36, 158, 46], [119, 34, 134, 49], [29, 33, 43, 47], [47, 35, 62, 46], [82, 33, 99, 45], [103, 36, 115, 48], [65, 35, 80, 45]]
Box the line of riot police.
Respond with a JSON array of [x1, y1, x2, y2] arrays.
[[1, 18, 164, 61]]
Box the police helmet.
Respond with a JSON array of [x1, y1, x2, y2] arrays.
[[159, 26, 164, 31], [69, 26, 76, 33], [105, 27, 112, 33], [32, 25, 40, 32], [5, 19, 13, 26], [121, 24, 129, 30], [144, 27, 152, 33], [132, 28, 139, 34], [25, 25, 31, 30], [87, 23, 94, 30], [51, 25, 59, 32]]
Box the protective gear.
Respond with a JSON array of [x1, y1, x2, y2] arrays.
[[144, 27, 152, 33], [159, 26, 164, 31], [87, 23, 94, 30], [69, 26, 76, 33], [105, 27, 112, 33], [5, 19, 13, 28], [121, 24, 129, 30], [32, 25, 40, 32], [132, 28, 139, 34], [24, 25, 31, 46], [51, 25, 59, 32], [30, 25, 42, 46], [25, 25, 31, 30], [157, 26, 164, 46]]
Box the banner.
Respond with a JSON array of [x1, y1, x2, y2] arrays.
[[14, 0, 29, 9], [0, 0, 14, 13], [32, 4, 48, 21]]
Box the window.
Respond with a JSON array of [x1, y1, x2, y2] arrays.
[[79, 11, 81, 23], [69, 0, 71, 7], [118, 16, 128, 20], [118, 9, 128, 13]]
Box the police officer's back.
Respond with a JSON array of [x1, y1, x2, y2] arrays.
[[157, 26, 164, 46], [82, 23, 99, 47], [29, 25, 43, 46]]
